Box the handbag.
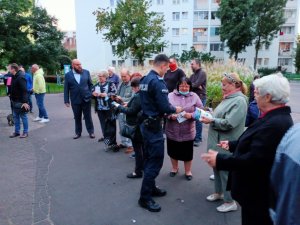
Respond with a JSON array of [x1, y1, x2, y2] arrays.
[[121, 123, 137, 140], [12, 101, 29, 113]]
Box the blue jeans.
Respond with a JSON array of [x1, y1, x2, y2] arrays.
[[35, 93, 48, 119], [195, 98, 206, 142], [13, 110, 28, 134]]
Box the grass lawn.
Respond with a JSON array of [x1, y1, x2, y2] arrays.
[[0, 83, 64, 97]]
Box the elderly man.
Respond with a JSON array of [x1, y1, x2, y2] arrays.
[[115, 68, 134, 153], [190, 59, 207, 146], [31, 64, 49, 123], [201, 73, 293, 225], [107, 66, 120, 89], [64, 59, 95, 139]]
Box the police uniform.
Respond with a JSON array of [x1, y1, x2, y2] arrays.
[[139, 69, 176, 203]]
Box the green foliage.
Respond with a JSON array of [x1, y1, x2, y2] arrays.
[[68, 50, 77, 60], [252, 0, 287, 69], [0, 2, 67, 73], [257, 67, 278, 76], [94, 0, 167, 65], [178, 47, 215, 65], [0, 0, 33, 68], [217, 0, 254, 60], [20, 7, 67, 74], [295, 43, 300, 73]]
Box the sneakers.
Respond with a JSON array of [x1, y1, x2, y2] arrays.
[[193, 140, 201, 147], [125, 147, 134, 154], [209, 174, 215, 180], [39, 118, 50, 123], [33, 117, 42, 122], [216, 201, 238, 212], [206, 193, 224, 202]]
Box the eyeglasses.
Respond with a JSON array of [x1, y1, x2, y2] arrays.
[[223, 73, 238, 84]]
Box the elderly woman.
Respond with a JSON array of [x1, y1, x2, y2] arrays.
[[201, 72, 248, 212], [115, 78, 144, 179], [92, 71, 118, 151], [201, 73, 293, 225], [166, 77, 202, 180]]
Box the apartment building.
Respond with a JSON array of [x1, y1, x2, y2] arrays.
[[75, 0, 299, 73]]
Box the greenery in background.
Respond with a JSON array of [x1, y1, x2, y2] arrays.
[[217, 0, 254, 60], [170, 47, 216, 65], [295, 43, 300, 73], [94, 0, 167, 66], [217, 0, 287, 69], [0, 0, 68, 73]]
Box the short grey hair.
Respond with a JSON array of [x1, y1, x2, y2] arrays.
[[98, 70, 108, 78], [107, 66, 115, 73], [253, 73, 290, 104]]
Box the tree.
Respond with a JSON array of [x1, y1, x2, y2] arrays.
[[94, 0, 167, 65], [20, 7, 67, 74], [217, 0, 254, 60], [295, 43, 300, 73], [252, 0, 287, 69], [0, 0, 33, 68]]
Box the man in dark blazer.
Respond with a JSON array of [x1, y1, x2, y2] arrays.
[[64, 59, 95, 139]]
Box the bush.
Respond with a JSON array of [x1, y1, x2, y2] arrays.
[[44, 75, 64, 83], [257, 67, 278, 76]]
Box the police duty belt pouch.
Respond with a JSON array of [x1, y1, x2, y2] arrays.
[[121, 123, 137, 140], [12, 102, 29, 113]]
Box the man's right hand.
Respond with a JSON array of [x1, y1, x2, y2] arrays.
[[65, 103, 70, 107]]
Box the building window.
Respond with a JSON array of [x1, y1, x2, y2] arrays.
[[181, 28, 188, 35], [118, 60, 125, 66], [182, 12, 188, 19], [173, 0, 180, 4], [112, 60, 116, 67], [210, 27, 220, 36], [281, 26, 295, 35], [278, 58, 292, 66], [256, 58, 262, 66], [194, 11, 209, 21], [193, 44, 207, 51], [171, 44, 180, 53], [181, 44, 188, 51], [284, 9, 296, 19], [210, 43, 224, 51], [264, 58, 269, 66], [132, 60, 139, 67], [172, 12, 180, 21], [193, 28, 208, 41], [182, 0, 188, 2], [211, 11, 217, 20], [112, 45, 117, 54], [172, 28, 180, 36], [279, 42, 293, 52], [157, 0, 164, 5]]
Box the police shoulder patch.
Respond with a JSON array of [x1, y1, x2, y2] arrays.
[[140, 84, 148, 91], [161, 89, 168, 94]]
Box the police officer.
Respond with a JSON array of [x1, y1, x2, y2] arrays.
[[138, 54, 183, 212]]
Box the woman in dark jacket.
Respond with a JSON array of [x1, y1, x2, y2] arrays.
[[202, 73, 293, 225], [92, 71, 118, 151], [115, 78, 144, 178]]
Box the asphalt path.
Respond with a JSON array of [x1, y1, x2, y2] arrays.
[[1, 82, 300, 225]]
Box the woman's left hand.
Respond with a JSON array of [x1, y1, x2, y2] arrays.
[[201, 150, 218, 167], [201, 117, 213, 124], [183, 113, 192, 119]]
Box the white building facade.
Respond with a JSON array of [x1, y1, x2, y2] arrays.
[[75, 0, 299, 73]]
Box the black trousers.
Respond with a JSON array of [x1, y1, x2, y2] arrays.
[[132, 135, 144, 175], [97, 110, 117, 146], [71, 101, 94, 135], [241, 204, 273, 225]]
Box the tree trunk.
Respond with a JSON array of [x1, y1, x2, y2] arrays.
[[254, 36, 261, 70], [234, 52, 238, 61]]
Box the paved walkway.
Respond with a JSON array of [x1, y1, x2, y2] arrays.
[[0, 82, 299, 225]]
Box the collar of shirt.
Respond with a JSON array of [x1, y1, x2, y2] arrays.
[[259, 105, 286, 118]]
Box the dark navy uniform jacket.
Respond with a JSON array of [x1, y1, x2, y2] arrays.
[[139, 70, 176, 117]]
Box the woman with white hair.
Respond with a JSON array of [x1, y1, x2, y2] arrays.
[[201, 73, 293, 225]]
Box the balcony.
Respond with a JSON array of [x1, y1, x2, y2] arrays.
[[278, 50, 293, 57], [279, 34, 296, 42], [193, 36, 208, 42], [194, 20, 210, 27]]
